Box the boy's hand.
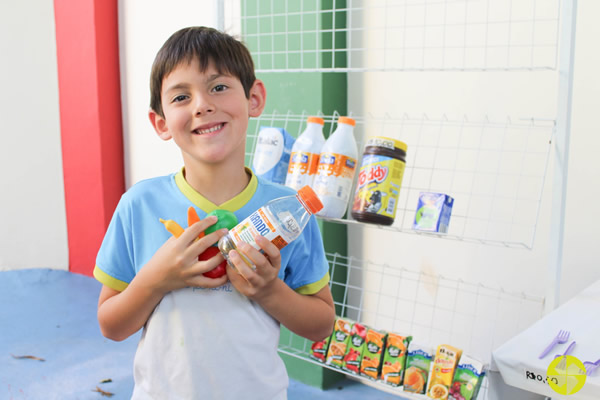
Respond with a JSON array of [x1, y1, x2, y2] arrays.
[[147, 215, 229, 293], [226, 235, 281, 300]]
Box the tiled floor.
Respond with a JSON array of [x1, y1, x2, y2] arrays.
[[0, 269, 404, 400]]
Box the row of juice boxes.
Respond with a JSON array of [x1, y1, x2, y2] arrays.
[[310, 317, 486, 400]]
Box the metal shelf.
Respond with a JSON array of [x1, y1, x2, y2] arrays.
[[247, 112, 555, 249], [277, 251, 545, 399]]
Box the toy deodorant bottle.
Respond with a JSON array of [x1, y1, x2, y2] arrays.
[[217, 186, 323, 270]]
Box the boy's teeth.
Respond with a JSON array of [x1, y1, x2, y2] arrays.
[[196, 124, 222, 135]]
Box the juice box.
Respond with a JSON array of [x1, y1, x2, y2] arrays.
[[448, 355, 486, 400], [403, 342, 434, 394], [360, 328, 387, 380], [325, 317, 352, 368], [427, 344, 463, 400], [413, 192, 454, 233], [380, 333, 412, 386], [309, 335, 331, 363], [342, 322, 368, 375]]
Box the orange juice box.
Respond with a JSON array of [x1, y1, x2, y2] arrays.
[[403, 342, 434, 394], [380, 333, 412, 386], [426, 344, 463, 400], [325, 317, 352, 368], [309, 335, 331, 363], [359, 327, 387, 380], [342, 322, 368, 375]]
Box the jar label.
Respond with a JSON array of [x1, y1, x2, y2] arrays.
[[352, 154, 406, 219]]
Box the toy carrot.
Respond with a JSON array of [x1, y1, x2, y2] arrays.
[[187, 206, 204, 239]]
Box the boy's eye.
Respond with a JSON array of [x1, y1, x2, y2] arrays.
[[172, 94, 188, 103], [212, 84, 227, 92]]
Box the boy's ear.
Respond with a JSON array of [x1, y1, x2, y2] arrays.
[[148, 109, 172, 141], [248, 79, 266, 118]]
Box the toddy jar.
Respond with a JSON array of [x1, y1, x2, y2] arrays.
[[351, 137, 407, 225]]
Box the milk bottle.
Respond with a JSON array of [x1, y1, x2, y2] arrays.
[[285, 117, 326, 191], [313, 117, 358, 218]]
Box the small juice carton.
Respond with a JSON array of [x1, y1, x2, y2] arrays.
[[427, 344, 463, 400], [380, 333, 412, 386], [403, 342, 434, 394], [360, 327, 387, 380], [448, 355, 486, 400], [325, 317, 352, 368], [413, 192, 454, 233], [342, 322, 368, 374], [309, 335, 332, 363]]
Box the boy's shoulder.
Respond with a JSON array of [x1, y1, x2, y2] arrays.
[[120, 173, 176, 203], [255, 177, 297, 199]]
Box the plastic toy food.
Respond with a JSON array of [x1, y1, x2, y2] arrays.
[[160, 207, 238, 279], [204, 209, 238, 235], [198, 246, 227, 278]]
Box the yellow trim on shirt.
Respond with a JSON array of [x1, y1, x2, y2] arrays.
[[174, 167, 258, 213], [295, 272, 330, 295], [93, 266, 129, 292]]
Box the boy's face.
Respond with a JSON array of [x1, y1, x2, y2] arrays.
[[149, 59, 265, 168]]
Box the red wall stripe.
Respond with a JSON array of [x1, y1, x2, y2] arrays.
[[54, 0, 124, 276]]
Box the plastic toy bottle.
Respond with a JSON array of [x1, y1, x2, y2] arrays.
[[217, 186, 323, 270], [312, 117, 358, 218], [285, 117, 326, 191]]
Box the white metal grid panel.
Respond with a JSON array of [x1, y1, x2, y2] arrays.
[[240, 0, 561, 72]]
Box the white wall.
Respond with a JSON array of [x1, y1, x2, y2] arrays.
[[0, 2, 68, 270], [118, 0, 220, 188], [560, 0, 600, 304]]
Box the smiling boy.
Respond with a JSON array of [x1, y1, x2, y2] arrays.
[[94, 27, 335, 399]]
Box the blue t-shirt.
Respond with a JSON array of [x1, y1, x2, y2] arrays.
[[94, 167, 329, 294], [94, 168, 330, 399]]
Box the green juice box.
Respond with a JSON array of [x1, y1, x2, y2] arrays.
[[325, 317, 352, 368], [360, 328, 387, 380], [448, 355, 486, 400], [380, 333, 412, 386], [309, 335, 331, 363], [342, 322, 368, 375]]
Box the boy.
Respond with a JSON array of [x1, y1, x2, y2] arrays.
[[94, 27, 335, 399]]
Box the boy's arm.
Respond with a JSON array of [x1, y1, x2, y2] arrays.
[[97, 218, 228, 341], [227, 236, 336, 342]]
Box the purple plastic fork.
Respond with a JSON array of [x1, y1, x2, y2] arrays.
[[539, 330, 570, 359], [583, 359, 600, 376]]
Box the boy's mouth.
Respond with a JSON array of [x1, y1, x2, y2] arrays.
[[193, 123, 224, 135]]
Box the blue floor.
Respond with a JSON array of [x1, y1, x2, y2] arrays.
[[0, 269, 403, 399]]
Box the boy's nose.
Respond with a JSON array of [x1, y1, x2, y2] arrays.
[[194, 95, 214, 115]]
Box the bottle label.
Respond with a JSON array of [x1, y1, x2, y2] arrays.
[[352, 154, 406, 219], [313, 152, 357, 201], [229, 207, 289, 251], [285, 151, 320, 189]]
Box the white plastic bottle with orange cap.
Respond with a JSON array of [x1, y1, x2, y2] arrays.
[[285, 116, 326, 191], [313, 116, 358, 218]]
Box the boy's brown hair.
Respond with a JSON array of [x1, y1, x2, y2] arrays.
[[150, 26, 256, 118]]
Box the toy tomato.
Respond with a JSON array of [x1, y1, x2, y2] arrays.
[[199, 246, 227, 278]]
